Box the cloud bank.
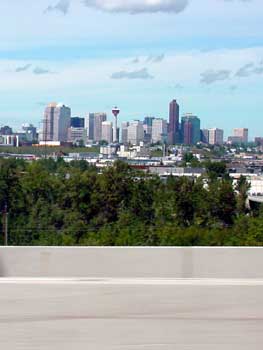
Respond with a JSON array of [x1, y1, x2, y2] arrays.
[[200, 70, 231, 84], [83, 0, 189, 14], [45, 0, 70, 15], [33, 67, 52, 75], [111, 68, 154, 79], [236, 62, 263, 77], [15, 64, 32, 73]]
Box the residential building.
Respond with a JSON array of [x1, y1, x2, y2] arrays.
[[233, 128, 248, 144], [209, 128, 224, 145]]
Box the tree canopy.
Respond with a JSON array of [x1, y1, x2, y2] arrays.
[[0, 158, 261, 246]]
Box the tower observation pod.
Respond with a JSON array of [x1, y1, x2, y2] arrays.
[[112, 107, 120, 143]]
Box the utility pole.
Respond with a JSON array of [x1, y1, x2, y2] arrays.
[[3, 203, 8, 246]]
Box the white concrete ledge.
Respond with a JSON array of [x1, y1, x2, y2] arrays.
[[0, 247, 262, 278]]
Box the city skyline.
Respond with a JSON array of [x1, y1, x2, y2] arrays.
[[0, 0, 262, 137], [0, 99, 252, 143]]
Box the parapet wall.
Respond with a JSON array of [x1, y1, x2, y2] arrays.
[[0, 247, 262, 278]]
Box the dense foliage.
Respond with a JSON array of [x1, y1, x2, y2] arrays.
[[0, 158, 262, 246]]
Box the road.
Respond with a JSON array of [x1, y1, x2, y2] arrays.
[[0, 278, 263, 349]]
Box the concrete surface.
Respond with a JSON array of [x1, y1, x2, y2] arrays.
[[0, 277, 263, 349], [0, 247, 263, 278], [1, 248, 263, 349]]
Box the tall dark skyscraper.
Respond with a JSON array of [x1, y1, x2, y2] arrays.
[[168, 99, 180, 145]]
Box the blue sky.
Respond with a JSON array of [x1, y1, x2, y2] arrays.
[[1, 0, 263, 138]]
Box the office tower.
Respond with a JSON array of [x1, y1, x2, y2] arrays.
[[22, 123, 37, 142], [181, 114, 201, 145], [208, 128, 224, 145], [85, 113, 95, 141], [112, 107, 120, 143], [127, 121, 144, 145], [183, 120, 192, 145], [152, 118, 168, 144], [42, 102, 71, 142], [70, 117, 84, 128], [143, 117, 155, 130], [101, 121, 113, 144], [68, 127, 86, 145], [168, 99, 180, 144], [121, 122, 129, 145], [90, 113, 107, 142], [233, 128, 248, 144], [143, 118, 153, 143], [201, 129, 209, 144]]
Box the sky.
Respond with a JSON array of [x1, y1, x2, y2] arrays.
[[0, 0, 263, 138]]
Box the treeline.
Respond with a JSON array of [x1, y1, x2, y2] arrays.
[[0, 158, 262, 246]]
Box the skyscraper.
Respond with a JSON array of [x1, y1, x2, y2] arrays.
[[181, 114, 201, 145], [112, 107, 120, 143], [101, 121, 113, 144], [42, 102, 71, 142], [94, 113, 107, 142], [152, 118, 168, 144], [127, 121, 144, 145], [85, 113, 95, 141], [168, 99, 180, 145], [183, 120, 193, 145], [121, 122, 129, 145]]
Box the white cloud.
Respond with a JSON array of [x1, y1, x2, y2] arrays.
[[83, 0, 189, 14]]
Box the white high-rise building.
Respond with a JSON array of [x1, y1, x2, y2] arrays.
[[42, 102, 71, 142], [208, 128, 224, 145], [127, 121, 144, 145], [101, 121, 113, 144], [151, 118, 168, 144]]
